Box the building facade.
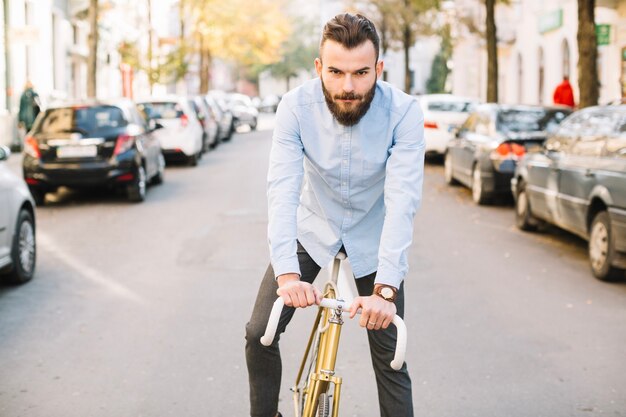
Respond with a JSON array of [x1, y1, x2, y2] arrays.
[[452, 0, 626, 106]]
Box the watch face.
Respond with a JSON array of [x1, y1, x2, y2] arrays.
[[381, 287, 393, 299]]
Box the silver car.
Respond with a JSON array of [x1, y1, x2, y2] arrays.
[[0, 145, 36, 284]]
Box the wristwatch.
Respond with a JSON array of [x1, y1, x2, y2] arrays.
[[373, 285, 397, 302]]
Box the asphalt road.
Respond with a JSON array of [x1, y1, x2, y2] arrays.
[[1, 115, 625, 417]]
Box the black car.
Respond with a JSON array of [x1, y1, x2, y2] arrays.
[[445, 104, 571, 204], [513, 105, 626, 281], [22, 99, 165, 204]]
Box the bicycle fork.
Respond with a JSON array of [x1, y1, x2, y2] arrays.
[[301, 303, 343, 417]]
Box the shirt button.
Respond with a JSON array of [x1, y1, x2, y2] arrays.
[[343, 160, 348, 165], [342, 182, 347, 186]]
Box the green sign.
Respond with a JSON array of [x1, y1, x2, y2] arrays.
[[539, 10, 563, 33], [596, 24, 611, 46]]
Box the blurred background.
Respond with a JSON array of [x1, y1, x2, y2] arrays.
[[1, 1, 625, 416], [0, 0, 624, 149]]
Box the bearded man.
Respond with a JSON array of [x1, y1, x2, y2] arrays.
[[245, 13, 425, 417]]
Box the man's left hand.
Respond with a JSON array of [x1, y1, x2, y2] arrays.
[[349, 295, 396, 330]]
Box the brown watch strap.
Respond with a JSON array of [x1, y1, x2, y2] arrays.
[[373, 284, 398, 302]]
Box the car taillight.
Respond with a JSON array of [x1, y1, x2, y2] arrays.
[[492, 142, 526, 159], [424, 121, 438, 129], [113, 134, 135, 156], [24, 135, 40, 158], [180, 114, 188, 128]]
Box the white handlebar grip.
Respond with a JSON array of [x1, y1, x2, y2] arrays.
[[260, 298, 285, 346], [390, 315, 407, 371]]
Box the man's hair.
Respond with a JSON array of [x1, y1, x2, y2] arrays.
[[320, 13, 380, 62]]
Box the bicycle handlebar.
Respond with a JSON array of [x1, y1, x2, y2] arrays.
[[260, 297, 407, 371]]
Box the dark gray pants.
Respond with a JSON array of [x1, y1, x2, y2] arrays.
[[245, 245, 414, 417]]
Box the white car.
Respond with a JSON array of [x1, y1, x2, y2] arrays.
[[416, 94, 479, 156], [228, 93, 259, 130], [137, 97, 204, 166], [0, 145, 36, 284]]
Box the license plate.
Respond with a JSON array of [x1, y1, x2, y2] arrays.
[[57, 145, 98, 158]]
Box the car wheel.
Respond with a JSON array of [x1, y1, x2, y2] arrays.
[[152, 153, 165, 185], [250, 119, 258, 130], [515, 181, 540, 231], [127, 164, 147, 202], [444, 152, 458, 185], [589, 211, 624, 282], [29, 187, 46, 206], [2, 209, 36, 284], [471, 164, 490, 205], [188, 152, 199, 167]]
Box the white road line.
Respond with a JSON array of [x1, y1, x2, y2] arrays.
[[38, 231, 146, 305]]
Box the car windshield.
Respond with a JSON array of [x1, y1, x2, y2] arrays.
[[497, 109, 570, 133], [427, 101, 474, 113], [138, 102, 184, 119], [33, 106, 127, 135]]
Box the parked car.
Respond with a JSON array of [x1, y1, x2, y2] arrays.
[[23, 99, 165, 204], [227, 93, 258, 130], [258, 94, 281, 113], [417, 94, 478, 157], [444, 104, 571, 204], [137, 97, 204, 166], [512, 105, 626, 281], [0, 145, 36, 284], [192, 96, 219, 152], [205, 94, 234, 142]]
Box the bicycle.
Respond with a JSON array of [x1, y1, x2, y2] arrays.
[[261, 252, 407, 417]]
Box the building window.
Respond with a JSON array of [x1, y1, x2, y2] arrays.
[[538, 47, 544, 104], [562, 39, 570, 78], [517, 53, 523, 103], [25, 2, 32, 79]]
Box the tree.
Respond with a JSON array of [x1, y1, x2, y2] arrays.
[[264, 18, 318, 91], [426, 24, 452, 93], [181, 0, 290, 93], [350, 0, 439, 93], [87, 0, 98, 98], [485, 0, 498, 102], [577, 0, 599, 108]]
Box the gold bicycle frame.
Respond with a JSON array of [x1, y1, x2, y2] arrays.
[[293, 257, 345, 417]]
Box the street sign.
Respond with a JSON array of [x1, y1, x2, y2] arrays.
[[9, 26, 40, 45], [596, 24, 611, 46]]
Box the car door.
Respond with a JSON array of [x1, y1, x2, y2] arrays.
[[458, 110, 493, 186], [448, 112, 478, 184], [130, 106, 157, 178], [556, 109, 614, 237], [526, 113, 584, 222], [603, 116, 626, 253]]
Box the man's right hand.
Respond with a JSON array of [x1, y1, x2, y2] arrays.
[[276, 273, 322, 308]]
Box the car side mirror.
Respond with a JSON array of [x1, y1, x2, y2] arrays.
[[149, 119, 164, 131], [0, 145, 11, 161]]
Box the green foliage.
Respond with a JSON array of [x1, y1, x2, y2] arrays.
[[262, 18, 318, 86], [426, 24, 452, 93]]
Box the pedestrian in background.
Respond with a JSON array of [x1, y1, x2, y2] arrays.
[[553, 76, 575, 108], [18, 81, 41, 133]]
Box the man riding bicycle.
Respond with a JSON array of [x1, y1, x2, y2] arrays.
[[245, 13, 425, 417]]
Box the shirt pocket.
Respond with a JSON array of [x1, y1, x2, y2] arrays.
[[362, 159, 387, 185]]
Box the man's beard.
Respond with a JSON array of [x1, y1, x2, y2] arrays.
[[322, 79, 376, 126]]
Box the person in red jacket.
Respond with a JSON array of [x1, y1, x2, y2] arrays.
[[553, 76, 575, 107]]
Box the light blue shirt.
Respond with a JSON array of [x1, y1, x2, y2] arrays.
[[267, 78, 425, 288]]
